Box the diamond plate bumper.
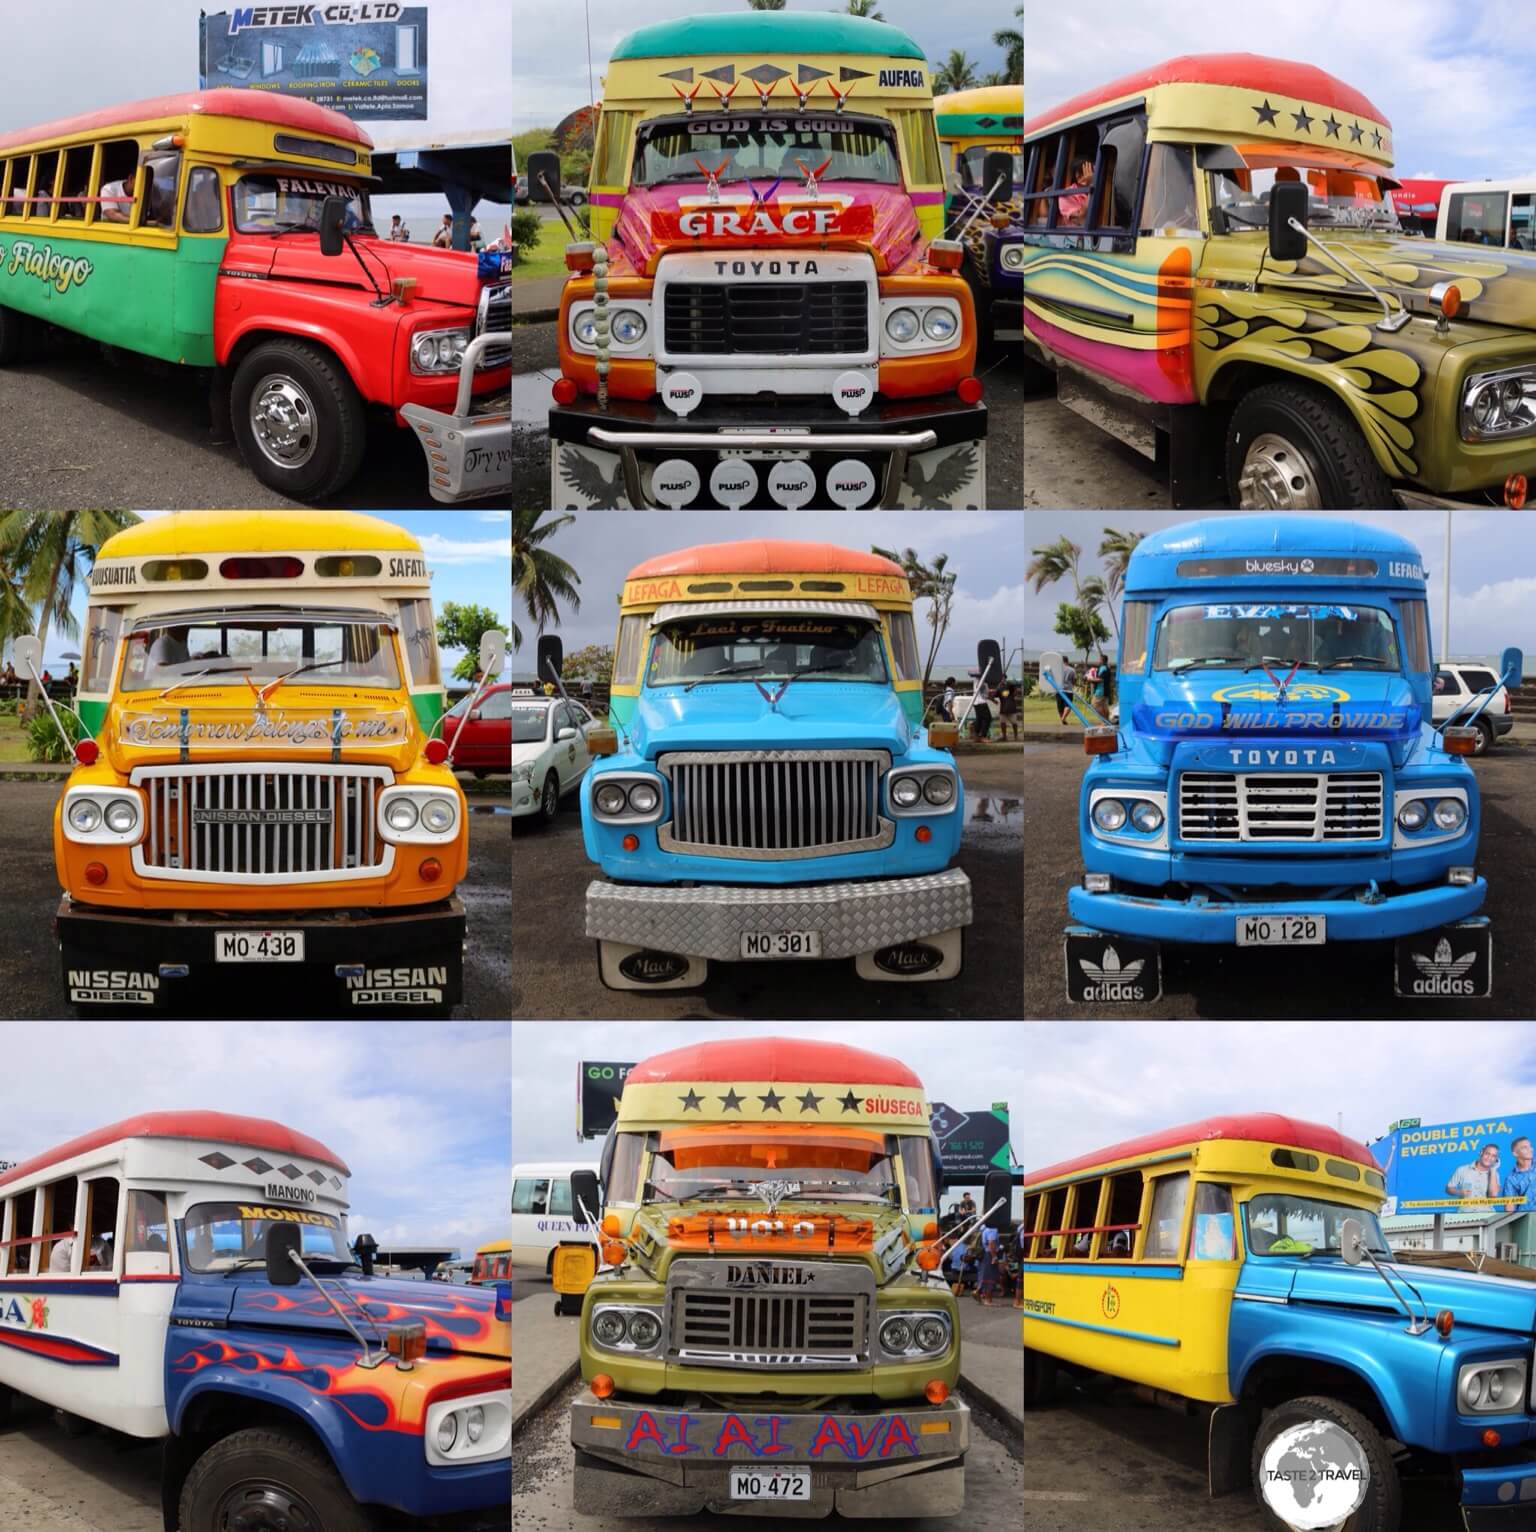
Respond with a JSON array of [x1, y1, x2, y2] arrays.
[[585, 869, 973, 961]]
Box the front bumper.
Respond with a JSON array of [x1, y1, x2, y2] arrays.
[[586, 868, 973, 961], [1067, 877, 1486, 943], [401, 334, 511, 502], [56, 895, 465, 1012], [570, 1391, 968, 1519], [1462, 1454, 1536, 1526]]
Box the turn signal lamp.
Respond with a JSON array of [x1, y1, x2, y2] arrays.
[[220, 557, 303, 580], [1440, 283, 1462, 319], [957, 376, 984, 405], [1483, 1428, 1502, 1448], [385, 1321, 428, 1364], [1506, 473, 1528, 509], [600, 1238, 627, 1266], [591, 1374, 615, 1399], [1443, 727, 1478, 756], [914, 825, 932, 844], [424, 738, 449, 765], [85, 862, 107, 886], [923, 1222, 939, 1241], [926, 238, 964, 272], [565, 242, 596, 273], [925, 1380, 949, 1404], [1084, 726, 1118, 756], [928, 721, 959, 749], [602, 1214, 621, 1237], [622, 833, 639, 852], [916, 1244, 941, 1271], [587, 726, 619, 757], [390, 276, 418, 305], [74, 740, 99, 766], [419, 857, 444, 882], [552, 376, 579, 406], [1436, 1309, 1455, 1337]]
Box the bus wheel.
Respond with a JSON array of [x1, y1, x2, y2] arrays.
[[231, 339, 367, 501], [1250, 1396, 1400, 1531], [1228, 382, 1393, 510], [1023, 1347, 1058, 1407], [180, 1426, 377, 1532]]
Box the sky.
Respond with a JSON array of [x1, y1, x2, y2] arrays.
[[511, 1018, 1025, 1195], [1021, 510, 1534, 665], [512, 0, 1021, 132], [9, 509, 513, 677], [1023, 1020, 1536, 1179], [1025, 0, 1536, 183], [0, 1021, 510, 1259], [2, 0, 509, 234], [514, 510, 1026, 671]]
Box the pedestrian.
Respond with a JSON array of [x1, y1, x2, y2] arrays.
[[970, 676, 992, 741], [944, 1234, 967, 1294], [432, 213, 454, 248], [1091, 655, 1109, 717], [67, 662, 79, 688], [958, 1190, 976, 1221], [581, 677, 594, 707], [1055, 659, 1076, 724], [998, 681, 1020, 740], [976, 1222, 1001, 1305], [40, 668, 51, 687], [2, 660, 15, 688], [940, 676, 956, 723]]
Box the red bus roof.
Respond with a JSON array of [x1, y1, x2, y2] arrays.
[[1025, 54, 1386, 139], [0, 1112, 349, 1190], [626, 542, 905, 582], [0, 90, 373, 155], [1024, 1113, 1378, 1189], [628, 1037, 924, 1089]]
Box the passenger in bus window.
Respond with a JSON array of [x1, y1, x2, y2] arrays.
[[49, 1235, 74, 1272], [1059, 158, 1093, 224], [100, 173, 136, 223]]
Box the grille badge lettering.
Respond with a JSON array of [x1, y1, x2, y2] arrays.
[[191, 808, 332, 825]]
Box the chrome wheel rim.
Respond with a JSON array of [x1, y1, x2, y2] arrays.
[[250, 375, 319, 468], [1237, 432, 1324, 510], [542, 778, 558, 818]]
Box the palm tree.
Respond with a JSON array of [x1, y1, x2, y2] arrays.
[[746, 0, 787, 9], [933, 50, 979, 95], [0, 555, 32, 650], [846, 0, 885, 18], [1027, 535, 1085, 603], [0, 511, 140, 721], [1096, 527, 1146, 642], [870, 545, 955, 694], [994, 6, 1023, 83], [512, 509, 582, 652]]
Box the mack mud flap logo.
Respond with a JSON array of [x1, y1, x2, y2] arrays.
[[1065, 934, 1161, 1005], [345, 966, 447, 1006], [617, 950, 691, 985], [68, 970, 158, 1006], [873, 941, 945, 977], [1394, 924, 1491, 999], [1, 240, 93, 294]]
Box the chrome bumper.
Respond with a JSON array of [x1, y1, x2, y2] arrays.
[[401, 334, 511, 502]]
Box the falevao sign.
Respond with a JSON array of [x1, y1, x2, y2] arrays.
[[1369, 1110, 1536, 1213]]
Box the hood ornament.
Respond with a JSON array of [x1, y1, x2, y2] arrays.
[[748, 1179, 802, 1215]]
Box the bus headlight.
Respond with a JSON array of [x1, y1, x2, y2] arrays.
[[69, 800, 102, 834], [63, 788, 143, 844], [922, 307, 957, 342], [885, 307, 920, 344], [923, 774, 955, 806], [386, 798, 420, 832], [595, 782, 628, 816], [1458, 1358, 1527, 1413], [1000, 244, 1025, 271], [627, 1312, 661, 1348], [104, 799, 139, 834], [574, 309, 599, 346], [592, 1310, 628, 1345], [1092, 799, 1128, 832], [1131, 801, 1164, 833], [424, 1390, 511, 1466], [410, 326, 472, 375], [420, 797, 458, 834], [890, 776, 923, 808], [1397, 799, 1429, 831], [1461, 365, 1536, 440], [1433, 798, 1467, 832], [879, 1317, 913, 1352], [612, 308, 647, 345], [914, 1316, 950, 1352], [380, 787, 463, 844]]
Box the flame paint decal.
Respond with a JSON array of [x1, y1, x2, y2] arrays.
[[243, 1286, 500, 1353]]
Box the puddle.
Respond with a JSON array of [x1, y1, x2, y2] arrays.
[[510, 370, 556, 429], [470, 804, 513, 815], [965, 795, 1022, 824]]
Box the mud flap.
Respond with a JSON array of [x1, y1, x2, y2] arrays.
[[853, 927, 964, 981], [596, 940, 707, 991], [1208, 1401, 1257, 1498], [1064, 926, 1161, 1004], [1393, 918, 1492, 999]]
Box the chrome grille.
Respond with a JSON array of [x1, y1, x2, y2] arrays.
[[1179, 772, 1384, 842], [657, 749, 892, 860], [663, 281, 869, 355], [131, 765, 392, 881], [475, 281, 511, 369]]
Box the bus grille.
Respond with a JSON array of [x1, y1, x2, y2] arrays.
[[1178, 772, 1384, 842], [668, 1261, 871, 1368], [131, 765, 393, 880], [657, 750, 892, 860], [663, 281, 869, 356], [475, 282, 511, 369]]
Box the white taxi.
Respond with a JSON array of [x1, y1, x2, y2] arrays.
[[512, 689, 595, 823]]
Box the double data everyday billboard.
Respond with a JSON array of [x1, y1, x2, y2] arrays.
[[1369, 1113, 1536, 1213]]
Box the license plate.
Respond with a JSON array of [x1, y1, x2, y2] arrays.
[[215, 930, 305, 963], [1236, 915, 1325, 946], [739, 930, 822, 959], [729, 1469, 810, 1501]]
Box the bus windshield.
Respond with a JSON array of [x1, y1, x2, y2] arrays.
[[648, 614, 889, 687], [644, 1127, 910, 1206], [1244, 1193, 1389, 1259], [1210, 163, 1400, 233], [183, 1202, 352, 1271], [1152, 603, 1400, 673], [634, 114, 901, 187], [233, 173, 375, 235]]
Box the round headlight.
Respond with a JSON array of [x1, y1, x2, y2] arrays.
[[439, 332, 467, 366], [1489, 1371, 1506, 1405], [1471, 385, 1500, 430], [914, 1317, 948, 1352], [923, 774, 955, 805], [104, 799, 138, 834], [628, 1312, 661, 1348], [1463, 1371, 1485, 1408], [595, 782, 628, 816], [386, 798, 420, 832], [612, 308, 647, 345], [880, 1317, 913, 1353], [1000, 244, 1025, 271], [1397, 799, 1429, 831], [922, 307, 958, 342], [574, 310, 598, 346], [1433, 798, 1467, 831], [411, 334, 437, 368], [465, 1404, 485, 1444], [421, 797, 457, 834], [891, 776, 923, 808], [885, 307, 920, 344], [627, 782, 660, 814], [1092, 799, 1128, 832], [69, 800, 103, 833], [1131, 801, 1164, 833], [593, 1310, 628, 1345], [437, 1413, 458, 1453], [1502, 378, 1525, 412]]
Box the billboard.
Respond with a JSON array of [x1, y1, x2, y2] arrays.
[[577, 1060, 634, 1139], [930, 1101, 1013, 1181], [1369, 1112, 1536, 1214], [200, 5, 430, 122]]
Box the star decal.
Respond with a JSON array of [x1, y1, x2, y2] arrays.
[[679, 1089, 703, 1112], [1372, 127, 1384, 149], [838, 1089, 862, 1113], [1252, 98, 1279, 126], [1348, 120, 1364, 143], [758, 1088, 785, 1112], [797, 1089, 824, 1113], [1323, 114, 1341, 138], [1291, 107, 1313, 133], [718, 1088, 744, 1112]]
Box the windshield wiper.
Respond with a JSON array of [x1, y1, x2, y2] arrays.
[[256, 658, 352, 699], [221, 1258, 268, 1277], [1243, 657, 1319, 673], [157, 663, 252, 699], [1168, 654, 1245, 673], [1319, 655, 1392, 670], [682, 663, 769, 691]]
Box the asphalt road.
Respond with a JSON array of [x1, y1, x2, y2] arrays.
[[0, 780, 511, 1020], [511, 750, 1023, 1020], [1023, 737, 1536, 1019], [515, 1375, 1022, 1532], [510, 321, 1026, 510], [1025, 1379, 1462, 1531], [0, 336, 506, 510]]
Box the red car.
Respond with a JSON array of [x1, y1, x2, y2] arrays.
[[443, 683, 512, 777]]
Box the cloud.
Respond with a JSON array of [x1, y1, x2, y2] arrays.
[[417, 533, 513, 566], [477, 512, 512, 523]]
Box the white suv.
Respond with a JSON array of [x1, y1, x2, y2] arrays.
[[1432, 663, 1514, 754]]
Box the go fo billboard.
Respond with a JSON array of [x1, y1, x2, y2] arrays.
[[1369, 1112, 1536, 1213]]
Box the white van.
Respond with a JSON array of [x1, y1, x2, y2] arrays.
[[510, 1162, 599, 1274], [1436, 178, 1536, 250]]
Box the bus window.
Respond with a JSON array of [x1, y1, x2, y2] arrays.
[[1040, 1185, 1068, 1258], [183, 166, 225, 233], [592, 110, 633, 189], [2, 1188, 36, 1276], [58, 145, 93, 222], [1099, 1171, 1142, 1258], [612, 615, 648, 688], [887, 611, 921, 682], [1023, 1192, 1042, 1255], [1514, 193, 1536, 251], [1067, 1178, 1105, 1256], [82, 1178, 120, 1271], [39, 1175, 78, 1272], [142, 152, 181, 230], [127, 1189, 170, 1253], [28, 151, 59, 219], [399, 597, 441, 687], [1447, 190, 1507, 246], [95, 139, 139, 225], [1144, 1173, 1189, 1258], [1187, 1183, 1235, 1261], [548, 1178, 573, 1217], [512, 1176, 551, 1215]]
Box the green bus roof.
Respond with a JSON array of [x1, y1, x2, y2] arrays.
[[611, 13, 925, 63]]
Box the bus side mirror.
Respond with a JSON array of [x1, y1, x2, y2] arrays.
[[1501, 645, 1523, 689], [1268, 180, 1309, 263], [982, 1169, 1015, 1233], [571, 1169, 602, 1223], [983, 150, 1013, 204], [265, 1223, 302, 1286], [318, 194, 348, 258], [479, 629, 507, 680], [12, 636, 41, 678], [1039, 648, 1066, 699], [536, 633, 562, 685]]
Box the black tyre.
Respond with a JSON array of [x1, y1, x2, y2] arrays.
[[179, 1426, 377, 1532], [1227, 380, 1393, 510], [1475, 717, 1495, 755], [1023, 1347, 1058, 1407], [230, 339, 367, 501], [1251, 1395, 1400, 1532], [539, 770, 560, 824], [0, 305, 30, 365]]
